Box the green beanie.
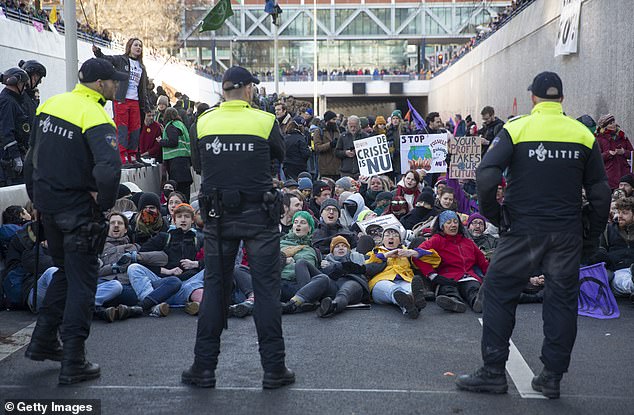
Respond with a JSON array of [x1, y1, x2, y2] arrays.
[[391, 109, 402, 119], [292, 211, 315, 233]]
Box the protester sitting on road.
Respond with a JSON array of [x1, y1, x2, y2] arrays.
[[312, 198, 358, 255], [282, 236, 370, 317], [127, 203, 204, 317], [372, 191, 393, 216], [335, 176, 354, 198], [365, 225, 439, 319], [400, 190, 437, 231], [435, 187, 458, 212], [465, 213, 498, 260], [340, 193, 370, 229], [130, 192, 168, 245], [414, 210, 488, 313], [382, 195, 409, 220], [395, 170, 423, 210], [358, 175, 390, 208], [308, 180, 332, 217], [279, 211, 321, 303], [164, 191, 187, 225]]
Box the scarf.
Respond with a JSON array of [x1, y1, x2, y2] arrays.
[[135, 210, 163, 238], [399, 184, 418, 195], [326, 252, 352, 263]]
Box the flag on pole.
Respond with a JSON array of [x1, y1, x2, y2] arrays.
[[49, 6, 57, 24], [199, 0, 234, 32], [407, 99, 427, 131]]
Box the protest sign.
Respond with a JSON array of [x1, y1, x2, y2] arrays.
[[354, 134, 392, 176], [449, 136, 481, 179], [399, 134, 447, 174]]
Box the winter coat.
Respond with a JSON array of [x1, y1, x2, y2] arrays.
[[93, 49, 149, 111], [414, 233, 489, 283], [469, 232, 498, 260], [280, 232, 319, 281], [597, 222, 634, 271], [99, 235, 169, 284], [312, 221, 359, 255], [314, 127, 340, 176], [365, 245, 422, 292], [283, 131, 311, 172], [480, 117, 504, 155], [323, 251, 370, 301], [400, 206, 437, 230], [140, 227, 203, 278], [596, 130, 633, 189], [335, 130, 368, 178], [339, 193, 367, 228]]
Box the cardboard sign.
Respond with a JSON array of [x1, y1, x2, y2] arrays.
[[449, 136, 481, 179], [399, 134, 448, 174], [354, 134, 393, 176], [358, 214, 405, 235]]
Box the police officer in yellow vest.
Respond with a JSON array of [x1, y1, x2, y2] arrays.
[[23, 58, 123, 384], [456, 72, 611, 398], [182, 66, 293, 389]]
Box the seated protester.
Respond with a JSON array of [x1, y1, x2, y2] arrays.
[[400, 190, 437, 230], [445, 178, 478, 215], [358, 175, 390, 208], [335, 176, 354, 198], [130, 192, 169, 245], [465, 213, 498, 260], [382, 195, 409, 220], [340, 193, 368, 229], [372, 191, 393, 216], [2, 221, 54, 310], [595, 197, 634, 299], [96, 212, 169, 322], [356, 234, 377, 256], [519, 274, 545, 304], [160, 180, 178, 207], [413, 211, 489, 313], [435, 187, 458, 213], [112, 197, 137, 221], [0, 205, 31, 261], [127, 203, 204, 317], [308, 180, 332, 217], [164, 191, 187, 225], [280, 192, 303, 235], [395, 170, 422, 210], [365, 225, 440, 319], [227, 264, 259, 318], [312, 198, 358, 255], [298, 177, 313, 201], [283, 236, 370, 317], [280, 211, 321, 302]]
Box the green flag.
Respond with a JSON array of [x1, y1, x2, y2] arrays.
[[200, 0, 234, 32]]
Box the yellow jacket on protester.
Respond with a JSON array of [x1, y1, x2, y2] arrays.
[[365, 245, 441, 292]]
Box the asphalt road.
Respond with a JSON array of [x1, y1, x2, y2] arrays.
[[0, 298, 632, 415]]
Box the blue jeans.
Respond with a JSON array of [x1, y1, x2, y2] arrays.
[[29, 267, 123, 312], [371, 279, 412, 305], [128, 263, 189, 306]]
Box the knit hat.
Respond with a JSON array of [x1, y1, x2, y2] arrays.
[[298, 177, 313, 191], [382, 224, 404, 241], [373, 191, 393, 207], [320, 198, 340, 215], [138, 192, 161, 211], [330, 235, 351, 253], [391, 109, 402, 119], [172, 203, 195, 218], [619, 174, 634, 188], [466, 212, 487, 227], [416, 191, 435, 207], [438, 210, 459, 229], [292, 211, 315, 233], [360, 117, 369, 128], [324, 110, 337, 122], [292, 116, 305, 126], [283, 179, 299, 189], [375, 115, 386, 125], [157, 95, 169, 107], [313, 180, 330, 196], [298, 171, 312, 180], [335, 177, 353, 191], [357, 209, 374, 222], [597, 114, 615, 129]]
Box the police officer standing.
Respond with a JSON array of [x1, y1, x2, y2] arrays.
[[0, 67, 30, 186], [182, 66, 293, 389], [23, 58, 124, 385], [456, 72, 611, 398], [18, 59, 47, 128]]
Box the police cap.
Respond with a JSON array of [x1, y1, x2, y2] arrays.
[[78, 58, 127, 83], [222, 66, 260, 91], [528, 71, 563, 99]]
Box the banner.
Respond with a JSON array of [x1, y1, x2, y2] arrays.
[[200, 0, 234, 32], [354, 134, 392, 176], [399, 133, 447, 174], [554, 0, 582, 57], [448, 136, 481, 179], [578, 262, 620, 319], [358, 214, 405, 241]]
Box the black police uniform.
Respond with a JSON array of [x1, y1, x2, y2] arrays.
[[184, 91, 290, 388], [0, 86, 29, 185], [473, 101, 611, 378], [23, 66, 122, 384]]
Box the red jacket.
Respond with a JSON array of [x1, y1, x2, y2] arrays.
[[596, 130, 633, 189], [413, 233, 488, 283], [139, 121, 163, 161]]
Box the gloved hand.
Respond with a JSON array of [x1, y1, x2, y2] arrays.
[[12, 157, 23, 175], [330, 138, 338, 148], [342, 261, 366, 275], [116, 251, 138, 266]]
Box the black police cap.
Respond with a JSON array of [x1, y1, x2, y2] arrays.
[[222, 66, 260, 91], [78, 58, 127, 83], [527, 71, 563, 99]]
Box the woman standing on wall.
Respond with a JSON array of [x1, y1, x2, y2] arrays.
[[93, 38, 150, 166]]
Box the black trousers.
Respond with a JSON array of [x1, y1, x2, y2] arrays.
[[438, 279, 480, 307], [33, 204, 100, 343], [481, 232, 582, 374], [295, 274, 363, 307], [194, 208, 286, 373]]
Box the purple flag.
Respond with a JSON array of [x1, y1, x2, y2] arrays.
[[407, 99, 427, 131], [578, 262, 620, 319], [33, 20, 44, 32]]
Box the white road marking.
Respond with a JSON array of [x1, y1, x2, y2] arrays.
[[0, 323, 35, 363], [478, 318, 546, 399]]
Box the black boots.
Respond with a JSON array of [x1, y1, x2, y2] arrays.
[[95, 305, 143, 322], [436, 295, 467, 313], [58, 339, 100, 385], [455, 366, 508, 394], [263, 367, 295, 389], [95, 307, 116, 323], [24, 329, 63, 362], [229, 299, 255, 318], [531, 368, 562, 399], [316, 297, 338, 318], [181, 364, 216, 388]]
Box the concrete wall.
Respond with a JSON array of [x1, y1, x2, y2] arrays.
[[428, 0, 634, 131]]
